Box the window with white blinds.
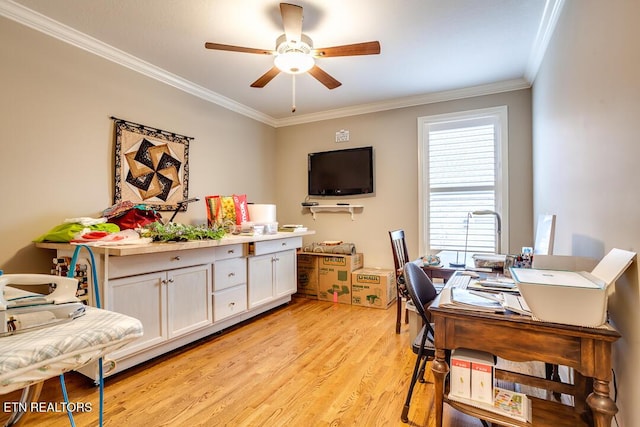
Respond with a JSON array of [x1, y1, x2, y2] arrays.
[[418, 106, 508, 255]]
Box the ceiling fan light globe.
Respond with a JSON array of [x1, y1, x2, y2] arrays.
[[274, 51, 314, 74]]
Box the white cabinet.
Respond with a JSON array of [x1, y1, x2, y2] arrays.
[[166, 265, 212, 336], [108, 272, 165, 358], [274, 249, 296, 297], [36, 232, 312, 379], [247, 237, 299, 309], [108, 264, 212, 360], [248, 254, 277, 308]]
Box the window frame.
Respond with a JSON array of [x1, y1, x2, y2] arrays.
[[417, 106, 509, 256]]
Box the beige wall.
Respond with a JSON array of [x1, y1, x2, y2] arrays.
[[275, 90, 533, 268], [0, 16, 533, 275], [532, 1, 640, 425], [0, 18, 276, 272]]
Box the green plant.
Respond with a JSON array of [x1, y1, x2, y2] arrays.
[[140, 222, 225, 242]]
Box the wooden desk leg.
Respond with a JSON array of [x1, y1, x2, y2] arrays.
[[586, 379, 617, 427], [431, 348, 449, 427]]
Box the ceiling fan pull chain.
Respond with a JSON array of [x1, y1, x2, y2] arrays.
[[291, 74, 296, 113]]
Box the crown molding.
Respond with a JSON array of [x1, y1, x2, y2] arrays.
[[525, 0, 566, 83], [0, 0, 278, 127], [272, 78, 531, 127], [2, 0, 554, 129]]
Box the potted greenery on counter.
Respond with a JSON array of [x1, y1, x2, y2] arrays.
[[140, 222, 225, 242]]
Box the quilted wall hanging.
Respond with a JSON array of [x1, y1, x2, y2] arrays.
[[112, 117, 192, 211]]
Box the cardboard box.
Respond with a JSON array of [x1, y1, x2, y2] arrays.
[[317, 253, 364, 304], [471, 353, 495, 404], [351, 268, 396, 309], [296, 254, 319, 299], [406, 300, 424, 344], [449, 349, 472, 399], [450, 348, 494, 402]]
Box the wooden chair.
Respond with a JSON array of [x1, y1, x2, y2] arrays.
[[401, 262, 438, 423], [389, 229, 410, 334]]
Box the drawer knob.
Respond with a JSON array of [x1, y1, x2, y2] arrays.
[[229, 302, 235, 308], [228, 272, 235, 277], [172, 256, 181, 261], [227, 249, 235, 254], [282, 242, 287, 246]]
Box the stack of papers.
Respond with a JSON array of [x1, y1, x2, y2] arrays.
[[440, 287, 531, 316], [440, 288, 505, 313], [500, 293, 532, 316]]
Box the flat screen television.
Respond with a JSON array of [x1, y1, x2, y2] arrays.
[[307, 146, 374, 196]]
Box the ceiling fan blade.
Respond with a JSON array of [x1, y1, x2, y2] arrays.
[[205, 42, 273, 55], [250, 66, 281, 88], [280, 3, 303, 43], [307, 65, 342, 90], [313, 41, 381, 57]]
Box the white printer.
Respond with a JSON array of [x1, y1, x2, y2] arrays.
[[510, 248, 636, 327]]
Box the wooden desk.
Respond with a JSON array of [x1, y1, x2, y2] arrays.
[[428, 278, 621, 427]]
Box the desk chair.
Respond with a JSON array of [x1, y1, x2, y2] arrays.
[[389, 230, 410, 334], [402, 265, 490, 427], [401, 262, 438, 423]]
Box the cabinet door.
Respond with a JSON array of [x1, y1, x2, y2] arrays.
[[167, 264, 212, 338], [248, 254, 274, 308], [274, 249, 297, 297], [108, 272, 166, 359]]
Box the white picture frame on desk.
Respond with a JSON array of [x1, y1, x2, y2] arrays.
[[533, 214, 556, 255]]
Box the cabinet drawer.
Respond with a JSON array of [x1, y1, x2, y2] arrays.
[[213, 285, 247, 322], [214, 257, 247, 291], [251, 236, 302, 256], [214, 244, 245, 260], [108, 248, 216, 279]]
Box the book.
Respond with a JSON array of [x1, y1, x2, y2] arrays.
[[493, 387, 531, 422], [447, 387, 532, 423]]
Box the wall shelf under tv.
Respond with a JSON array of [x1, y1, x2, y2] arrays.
[[306, 205, 364, 220]]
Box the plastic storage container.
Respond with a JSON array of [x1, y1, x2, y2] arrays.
[[406, 300, 424, 344]]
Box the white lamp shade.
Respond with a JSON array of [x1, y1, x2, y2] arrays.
[[274, 52, 314, 74]]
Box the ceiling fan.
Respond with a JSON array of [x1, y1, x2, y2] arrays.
[[204, 3, 381, 94]]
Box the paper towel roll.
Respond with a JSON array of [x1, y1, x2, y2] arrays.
[[248, 204, 277, 223]]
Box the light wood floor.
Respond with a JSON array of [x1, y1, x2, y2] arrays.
[[1, 297, 483, 427]]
